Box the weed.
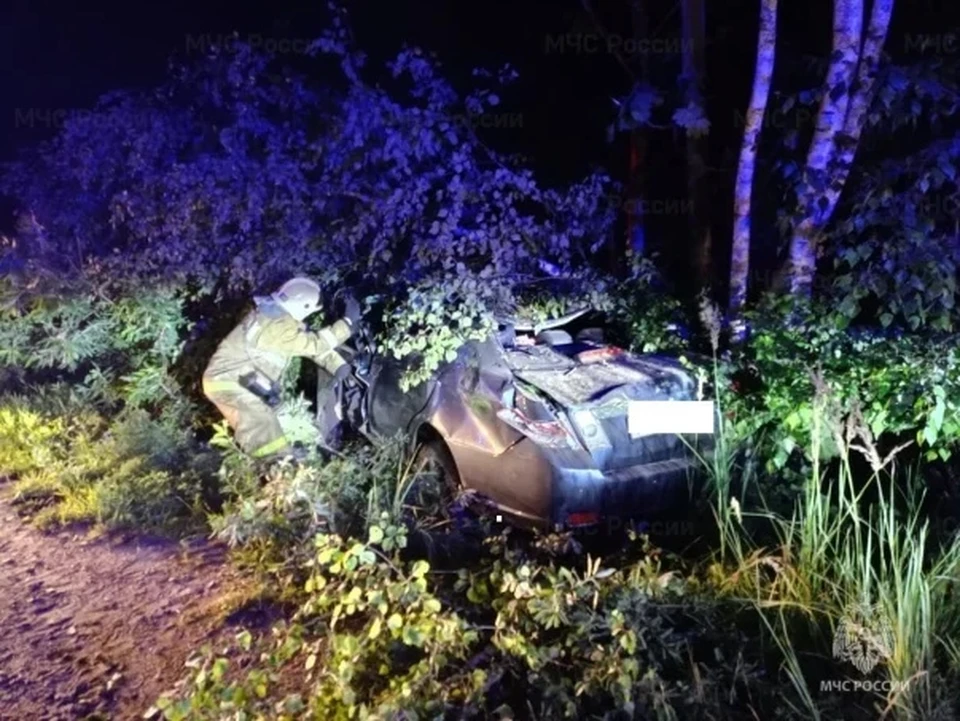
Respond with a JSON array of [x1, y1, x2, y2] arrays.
[[2, 400, 213, 532]]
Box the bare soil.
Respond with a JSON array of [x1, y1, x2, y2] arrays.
[[0, 490, 254, 721]]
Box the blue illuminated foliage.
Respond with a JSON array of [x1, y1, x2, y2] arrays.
[[1, 15, 617, 301], [768, 58, 960, 330], [1, 10, 639, 387]]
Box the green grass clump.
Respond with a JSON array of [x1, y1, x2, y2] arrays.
[[1, 391, 214, 532]]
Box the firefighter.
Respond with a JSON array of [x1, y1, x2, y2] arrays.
[[202, 276, 361, 459]]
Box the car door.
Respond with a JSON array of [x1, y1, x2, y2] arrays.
[[365, 355, 435, 441]]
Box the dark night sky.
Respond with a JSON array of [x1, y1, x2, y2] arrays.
[[0, 0, 758, 177], [1, 0, 958, 187]]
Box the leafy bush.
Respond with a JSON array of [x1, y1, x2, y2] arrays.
[[2, 400, 214, 530], [152, 522, 481, 720], [0, 405, 74, 477], [824, 60, 960, 333], [0, 9, 627, 393], [613, 256, 692, 354], [0, 275, 192, 411], [722, 295, 960, 481], [0, 383, 107, 472], [209, 433, 417, 554], [153, 520, 788, 721]]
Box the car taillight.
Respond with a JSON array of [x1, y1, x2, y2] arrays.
[[521, 420, 572, 448], [496, 409, 573, 448], [528, 420, 566, 437], [576, 346, 625, 364], [567, 511, 599, 527]]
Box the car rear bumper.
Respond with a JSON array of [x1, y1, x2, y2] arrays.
[[550, 454, 707, 530]]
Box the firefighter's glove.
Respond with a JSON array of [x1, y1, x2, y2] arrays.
[[342, 294, 362, 327]]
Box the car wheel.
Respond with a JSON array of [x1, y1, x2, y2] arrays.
[[402, 440, 490, 568], [404, 440, 462, 531]]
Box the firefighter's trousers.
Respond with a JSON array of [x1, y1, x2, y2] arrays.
[[202, 379, 290, 458]]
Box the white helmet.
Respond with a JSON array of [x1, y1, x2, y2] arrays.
[[273, 276, 322, 321]]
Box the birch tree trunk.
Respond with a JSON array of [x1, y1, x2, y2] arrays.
[[729, 0, 779, 323], [823, 0, 895, 213], [786, 0, 868, 296], [681, 0, 712, 292]]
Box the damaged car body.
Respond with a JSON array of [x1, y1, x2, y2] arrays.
[[321, 306, 716, 531]]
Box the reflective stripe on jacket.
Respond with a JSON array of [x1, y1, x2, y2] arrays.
[[203, 299, 352, 386]]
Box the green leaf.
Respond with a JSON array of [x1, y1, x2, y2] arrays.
[[783, 412, 802, 431], [282, 695, 306, 714], [402, 625, 425, 646], [931, 395, 946, 433], [869, 409, 889, 438]]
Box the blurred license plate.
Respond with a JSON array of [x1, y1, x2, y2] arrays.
[[627, 400, 714, 437]]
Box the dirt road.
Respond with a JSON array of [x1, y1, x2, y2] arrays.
[[0, 492, 248, 721]]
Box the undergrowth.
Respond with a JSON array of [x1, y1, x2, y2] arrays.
[[6, 299, 960, 719], [150, 522, 787, 721], [694, 301, 960, 721], [1, 386, 216, 531]]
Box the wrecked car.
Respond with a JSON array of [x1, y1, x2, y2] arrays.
[[320, 306, 716, 531]]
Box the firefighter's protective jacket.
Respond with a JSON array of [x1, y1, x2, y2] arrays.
[[204, 298, 352, 386], [201, 298, 352, 458]]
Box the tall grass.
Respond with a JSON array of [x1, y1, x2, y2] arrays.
[[702, 347, 746, 563], [686, 299, 752, 562], [695, 302, 960, 718], [364, 439, 427, 529], [772, 440, 960, 717]]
